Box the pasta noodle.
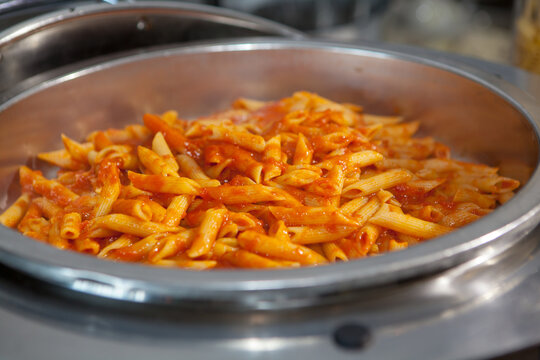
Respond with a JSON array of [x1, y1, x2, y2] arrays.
[[0, 91, 520, 269]]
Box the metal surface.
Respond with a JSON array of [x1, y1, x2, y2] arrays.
[[0, 1, 304, 95], [0, 39, 539, 311], [1, 213, 540, 360]]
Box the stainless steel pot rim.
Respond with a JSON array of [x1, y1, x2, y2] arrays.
[[0, 1, 305, 46], [0, 38, 539, 302]]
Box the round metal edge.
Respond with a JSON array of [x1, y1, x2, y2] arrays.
[[0, 38, 539, 306]]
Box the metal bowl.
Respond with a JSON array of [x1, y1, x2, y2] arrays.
[[0, 38, 539, 310], [0, 1, 303, 96]]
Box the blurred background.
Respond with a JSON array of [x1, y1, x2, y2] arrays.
[[216, 0, 516, 66], [0, 0, 520, 67]]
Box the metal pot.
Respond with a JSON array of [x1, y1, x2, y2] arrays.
[[0, 38, 538, 313], [0, 1, 303, 96]]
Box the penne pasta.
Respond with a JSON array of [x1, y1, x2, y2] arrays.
[[138, 146, 179, 177], [163, 195, 193, 226], [237, 230, 327, 265], [342, 169, 413, 198], [322, 242, 348, 261], [60, 212, 82, 239], [61, 134, 93, 163], [369, 204, 452, 239], [208, 125, 266, 153], [94, 161, 121, 217], [0, 194, 31, 228], [187, 208, 227, 258], [176, 154, 210, 180], [269, 206, 357, 226], [2, 91, 519, 268], [112, 199, 153, 221], [152, 132, 179, 171], [289, 225, 355, 244], [204, 184, 287, 204], [91, 214, 181, 237], [222, 249, 284, 268], [128, 171, 200, 195]]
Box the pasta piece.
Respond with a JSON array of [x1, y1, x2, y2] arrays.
[[17, 203, 44, 233], [94, 160, 121, 217], [148, 229, 197, 263], [440, 210, 480, 228], [37, 149, 84, 170], [322, 242, 348, 261], [98, 234, 137, 258], [289, 225, 355, 244], [317, 150, 383, 171], [305, 164, 345, 196], [186, 208, 227, 258], [0, 194, 31, 228], [128, 171, 200, 195], [152, 132, 179, 171], [61, 134, 94, 163], [92, 145, 138, 170], [374, 121, 419, 139], [237, 230, 327, 265], [228, 213, 261, 233], [268, 220, 289, 242], [340, 197, 369, 216], [376, 158, 422, 172], [222, 249, 284, 268], [262, 135, 283, 181], [119, 185, 152, 199], [355, 224, 380, 256], [274, 169, 320, 187], [293, 133, 313, 165], [107, 233, 166, 262], [388, 239, 408, 252], [369, 204, 452, 239], [143, 113, 198, 155], [208, 125, 266, 152], [91, 214, 181, 237], [405, 179, 446, 193], [176, 154, 210, 180], [453, 188, 496, 209], [351, 196, 381, 227], [211, 241, 237, 258], [74, 237, 100, 255], [112, 199, 153, 221], [269, 206, 357, 226], [163, 195, 193, 226], [60, 212, 81, 239], [143, 198, 167, 223], [83, 227, 119, 239], [154, 258, 217, 270], [32, 197, 62, 219], [161, 110, 179, 125], [417, 205, 445, 223], [22, 166, 78, 207], [138, 146, 178, 177], [204, 185, 287, 204], [205, 144, 263, 183], [342, 169, 413, 198], [48, 215, 69, 249]]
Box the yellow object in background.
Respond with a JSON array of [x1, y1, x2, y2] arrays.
[[515, 0, 540, 73]]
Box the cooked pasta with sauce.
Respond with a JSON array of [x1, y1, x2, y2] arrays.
[[0, 92, 520, 269]]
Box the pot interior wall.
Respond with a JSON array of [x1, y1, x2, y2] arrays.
[[0, 46, 537, 207]]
